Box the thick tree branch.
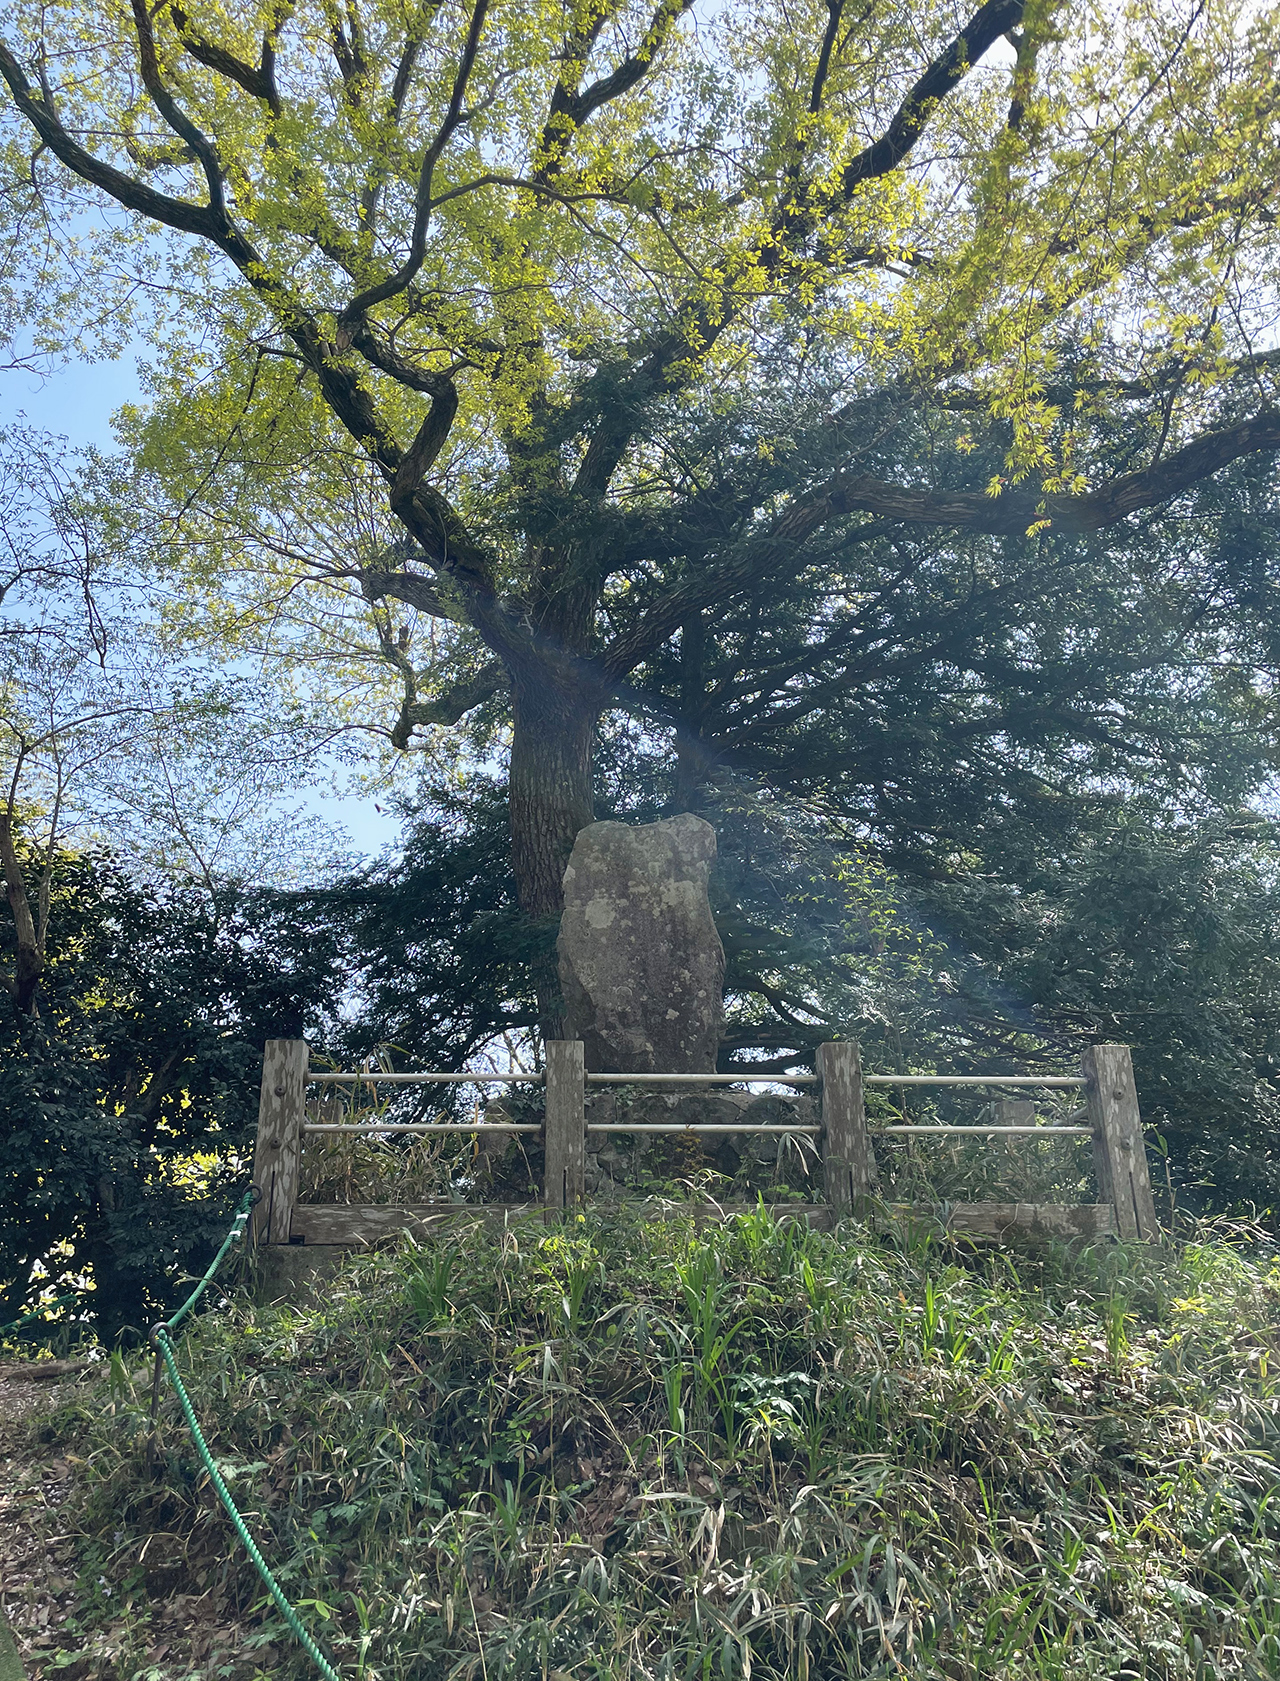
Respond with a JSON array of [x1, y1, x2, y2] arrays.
[[535, 0, 694, 182], [390, 660, 510, 747], [809, 0, 847, 114], [573, 0, 693, 125], [167, 2, 288, 115], [350, 321, 454, 394], [329, 5, 368, 102], [802, 408, 1280, 539], [361, 31, 431, 228], [600, 406, 1280, 682], [391, 383, 460, 517], [838, 0, 1024, 197], [576, 0, 1023, 497], [129, 0, 226, 215], [0, 40, 220, 238], [360, 566, 455, 619]]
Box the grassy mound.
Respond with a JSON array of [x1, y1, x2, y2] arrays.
[[26, 1208, 1280, 1680]]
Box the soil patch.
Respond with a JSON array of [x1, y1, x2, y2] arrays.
[[0, 1376, 79, 1676], [0, 1368, 268, 1679]]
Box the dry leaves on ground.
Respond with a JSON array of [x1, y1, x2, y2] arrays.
[[0, 1371, 268, 1679], [0, 1378, 80, 1673]]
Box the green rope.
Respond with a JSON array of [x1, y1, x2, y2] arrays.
[[0, 1292, 81, 1337], [149, 1188, 343, 1680], [153, 1327, 342, 1681], [166, 1190, 257, 1332]]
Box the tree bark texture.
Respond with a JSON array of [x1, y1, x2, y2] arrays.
[[508, 679, 598, 922], [508, 678, 599, 1035], [0, 814, 43, 1014]]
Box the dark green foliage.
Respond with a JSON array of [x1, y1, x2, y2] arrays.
[[0, 849, 341, 1340], [285, 779, 540, 1073], [929, 815, 1280, 1216], [32, 1210, 1280, 1679], [619, 397, 1280, 877]]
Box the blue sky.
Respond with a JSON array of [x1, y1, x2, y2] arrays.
[[3, 349, 142, 449], [1, 348, 403, 864]]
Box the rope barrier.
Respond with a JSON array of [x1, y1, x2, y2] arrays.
[[5, 1194, 338, 1672], [146, 1187, 343, 1681]]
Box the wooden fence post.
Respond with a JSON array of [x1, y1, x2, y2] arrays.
[[544, 1040, 586, 1214], [1081, 1043, 1159, 1242], [250, 1039, 309, 1245], [818, 1041, 876, 1216]]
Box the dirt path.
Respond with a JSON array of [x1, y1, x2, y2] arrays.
[[0, 1378, 80, 1677], [0, 1369, 278, 1680]]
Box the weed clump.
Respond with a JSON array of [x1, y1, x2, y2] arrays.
[[28, 1210, 1280, 1679]]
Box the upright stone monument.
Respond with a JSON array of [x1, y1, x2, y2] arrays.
[[557, 813, 725, 1073], [478, 812, 814, 1201]]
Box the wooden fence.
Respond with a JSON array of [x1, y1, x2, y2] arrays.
[[249, 1040, 1159, 1251]]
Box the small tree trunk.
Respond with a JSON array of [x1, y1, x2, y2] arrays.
[[0, 813, 44, 1014], [673, 611, 710, 811], [508, 678, 599, 1037]]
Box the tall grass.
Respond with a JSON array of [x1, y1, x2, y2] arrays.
[[30, 1209, 1280, 1680]]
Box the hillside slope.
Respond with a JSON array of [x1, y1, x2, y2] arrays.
[[13, 1207, 1280, 1680]]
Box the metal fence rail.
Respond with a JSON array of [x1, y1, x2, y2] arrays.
[[879, 1124, 1092, 1136], [250, 1038, 1159, 1248], [309, 1070, 543, 1085], [304, 1122, 543, 1134], [586, 1072, 818, 1087]]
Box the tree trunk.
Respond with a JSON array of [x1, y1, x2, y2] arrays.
[[0, 813, 43, 1014], [673, 611, 711, 811], [508, 676, 599, 1037]]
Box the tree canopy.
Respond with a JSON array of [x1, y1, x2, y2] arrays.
[[4, 0, 1280, 1039]]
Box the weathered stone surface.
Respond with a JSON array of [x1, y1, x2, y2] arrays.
[[557, 814, 725, 1073]]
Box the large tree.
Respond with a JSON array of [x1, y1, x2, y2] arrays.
[[4, 0, 1280, 1024]]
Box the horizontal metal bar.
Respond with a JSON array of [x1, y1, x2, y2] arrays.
[[586, 1073, 817, 1086], [863, 1075, 1085, 1088], [586, 1123, 821, 1135], [309, 1071, 1081, 1088], [303, 1123, 542, 1134], [878, 1125, 1093, 1136], [309, 1071, 543, 1085]]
